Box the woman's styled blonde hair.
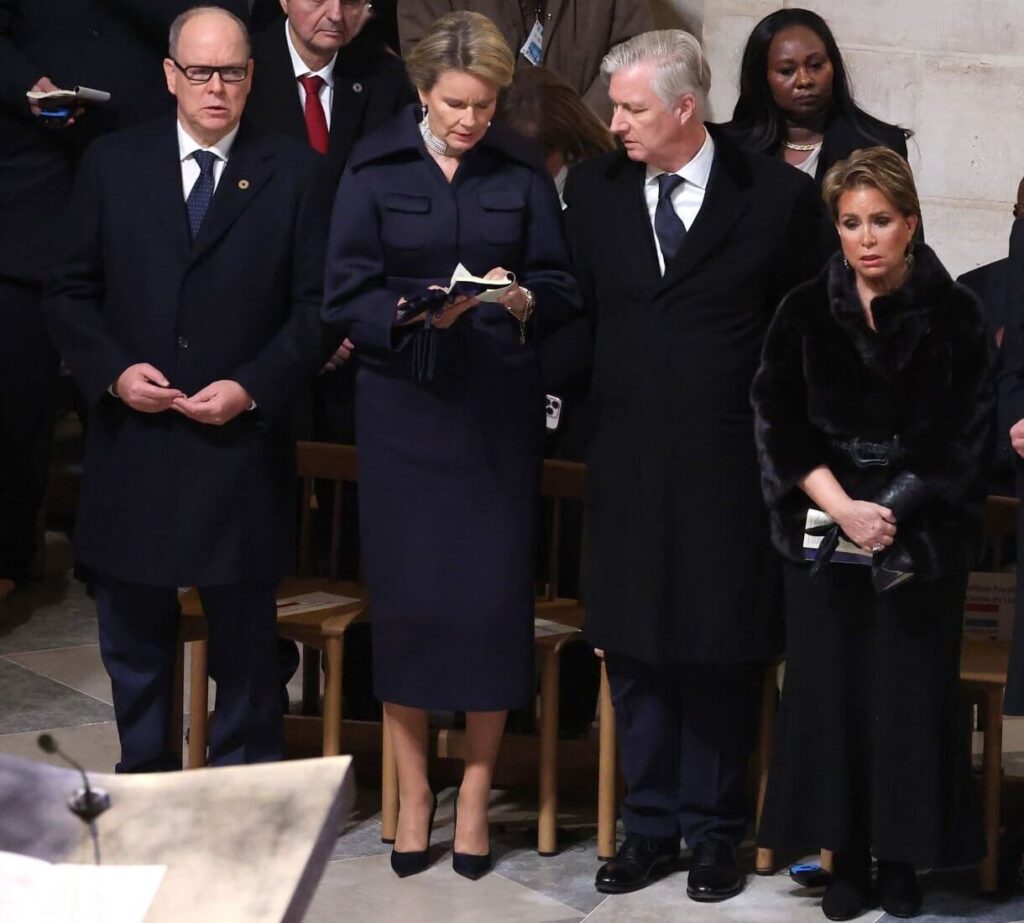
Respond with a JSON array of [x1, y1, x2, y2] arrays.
[[822, 146, 921, 221], [405, 12, 515, 93]]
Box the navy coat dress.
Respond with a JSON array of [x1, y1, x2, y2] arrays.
[[322, 107, 581, 710]]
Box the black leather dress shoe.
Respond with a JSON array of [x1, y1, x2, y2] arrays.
[[686, 838, 743, 902], [595, 833, 679, 894], [877, 860, 921, 918]]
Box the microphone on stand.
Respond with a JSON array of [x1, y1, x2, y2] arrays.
[[37, 733, 111, 822]]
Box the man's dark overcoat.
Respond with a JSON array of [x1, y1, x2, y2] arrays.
[[564, 126, 822, 664], [44, 117, 327, 587]]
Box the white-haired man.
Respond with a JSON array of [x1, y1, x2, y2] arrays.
[[565, 30, 822, 901]]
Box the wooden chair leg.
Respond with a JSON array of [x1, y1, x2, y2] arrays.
[[820, 849, 834, 873], [537, 647, 561, 856], [597, 660, 618, 861], [381, 712, 399, 844], [322, 636, 344, 756], [979, 687, 1004, 893], [170, 638, 185, 765], [187, 638, 209, 769], [755, 664, 778, 875]]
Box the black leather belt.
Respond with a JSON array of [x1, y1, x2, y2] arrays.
[[831, 435, 906, 469]]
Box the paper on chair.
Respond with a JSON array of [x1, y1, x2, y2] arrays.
[[534, 618, 581, 638], [0, 850, 165, 923], [275, 591, 361, 618]]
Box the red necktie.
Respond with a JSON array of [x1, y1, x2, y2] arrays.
[[298, 74, 329, 154]]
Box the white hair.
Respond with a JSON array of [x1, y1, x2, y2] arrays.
[[601, 30, 711, 117]]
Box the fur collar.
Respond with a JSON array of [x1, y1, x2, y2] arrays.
[[825, 242, 953, 378]]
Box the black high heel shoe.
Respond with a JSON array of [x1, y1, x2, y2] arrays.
[[452, 800, 492, 880], [390, 793, 438, 878]]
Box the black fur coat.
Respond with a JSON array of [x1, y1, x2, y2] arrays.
[[752, 244, 995, 579]]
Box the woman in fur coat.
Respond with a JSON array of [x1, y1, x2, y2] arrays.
[[751, 147, 992, 921]]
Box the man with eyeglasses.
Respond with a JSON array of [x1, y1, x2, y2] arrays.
[[0, 0, 247, 589], [43, 5, 331, 772]]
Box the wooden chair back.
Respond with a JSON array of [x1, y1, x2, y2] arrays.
[[295, 441, 359, 580], [538, 459, 586, 601], [982, 494, 1018, 570]]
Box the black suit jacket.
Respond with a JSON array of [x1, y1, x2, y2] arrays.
[[246, 23, 413, 190], [564, 126, 823, 664], [43, 117, 328, 587], [0, 0, 248, 282]]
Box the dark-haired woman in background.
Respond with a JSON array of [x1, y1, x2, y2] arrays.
[[725, 8, 912, 186]]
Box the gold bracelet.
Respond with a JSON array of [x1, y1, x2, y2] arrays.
[[508, 286, 536, 345]]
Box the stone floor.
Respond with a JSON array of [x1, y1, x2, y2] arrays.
[[4, 534, 1024, 922]]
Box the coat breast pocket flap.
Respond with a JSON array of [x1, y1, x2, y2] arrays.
[[479, 190, 525, 245], [380, 193, 432, 250]]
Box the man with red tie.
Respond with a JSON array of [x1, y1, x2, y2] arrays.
[[246, 1, 412, 190]]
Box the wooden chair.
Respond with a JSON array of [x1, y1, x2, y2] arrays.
[[180, 441, 367, 767], [380, 459, 591, 855], [960, 493, 1018, 893]]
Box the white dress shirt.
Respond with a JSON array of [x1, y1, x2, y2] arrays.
[[285, 19, 336, 129], [644, 128, 715, 274], [177, 120, 238, 200]]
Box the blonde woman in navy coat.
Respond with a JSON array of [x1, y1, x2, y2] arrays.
[[322, 12, 580, 880]]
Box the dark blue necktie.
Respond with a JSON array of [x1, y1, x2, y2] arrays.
[[654, 172, 686, 267], [186, 150, 218, 238]]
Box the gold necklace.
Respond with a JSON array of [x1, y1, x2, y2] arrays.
[[784, 139, 822, 151]]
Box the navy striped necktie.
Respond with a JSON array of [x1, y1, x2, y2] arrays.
[[186, 150, 218, 238], [655, 172, 686, 267]]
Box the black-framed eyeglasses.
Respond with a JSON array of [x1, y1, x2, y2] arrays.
[[171, 59, 249, 84]]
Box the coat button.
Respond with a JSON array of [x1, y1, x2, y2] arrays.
[[177, 336, 189, 349], [352, 82, 363, 93], [90, 28, 101, 38]]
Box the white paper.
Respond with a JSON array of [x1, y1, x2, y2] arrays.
[[0, 850, 165, 923], [276, 591, 361, 618], [802, 508, 872, 564], [448, 262, 516, 302], [534, 618, 581, 638], [963, 571, 1016, 639], [26, 85, 111, 105]]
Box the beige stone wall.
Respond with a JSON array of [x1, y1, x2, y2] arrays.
[[701, 0, 1024, 276]]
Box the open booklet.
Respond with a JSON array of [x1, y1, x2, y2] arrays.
[[802, 507, 872, 565], [26, 86, 111, 108], [395, 263, 516, 325]]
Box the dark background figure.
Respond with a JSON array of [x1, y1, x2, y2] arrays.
[[496, 65, 615, 462], [398, 0, 655, 121], [321, 11, 580, 878], [246, 0, 413, 446], [0, 0, 246, 584], [723, 7, 915, 250], [959, 177, 1024, 496], [565, 30, 821, 903], [42, 7, 327, 773], [250, 0, 400, 51], [752, 147, 989, 920]]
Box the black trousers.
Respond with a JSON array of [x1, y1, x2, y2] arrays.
[[605, 652, 763, 846], [0, 275, 59, 578], [95, 573, 284, 772]]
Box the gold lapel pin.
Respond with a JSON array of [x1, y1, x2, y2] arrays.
[[238, 179, 250, 190]]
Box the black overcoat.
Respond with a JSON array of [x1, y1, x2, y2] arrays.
[[563, 127, 822, 664], [321, 109, 581, 709], [43, 117, 327, 587]]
